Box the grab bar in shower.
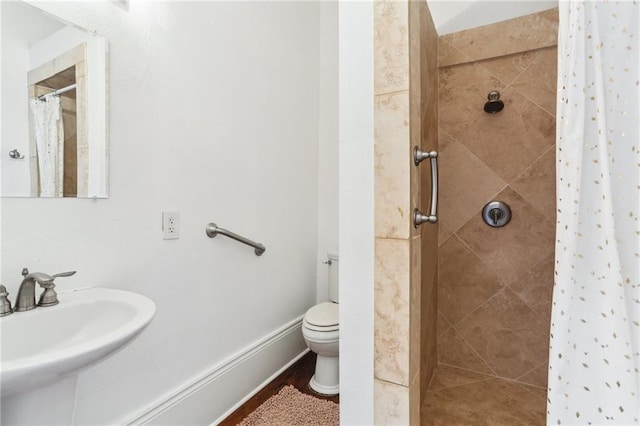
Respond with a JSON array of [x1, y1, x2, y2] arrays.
[[413, 147, 438, 226], [206, 223, 266, 256]]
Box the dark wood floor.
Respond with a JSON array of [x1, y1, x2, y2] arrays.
[[219, 352, 339, 425]]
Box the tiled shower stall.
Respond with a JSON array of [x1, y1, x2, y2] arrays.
[[372, 3, 558, 424], [436, 8, 557, 387], [425, 9, 558, 423]]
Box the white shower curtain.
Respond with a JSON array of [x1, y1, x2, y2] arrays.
[[548, 1, 640, 425], [30, 96, 64, 197]]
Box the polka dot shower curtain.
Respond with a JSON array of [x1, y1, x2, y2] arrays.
[[548, 1, 639, 424], [29, 96, 64, 197]]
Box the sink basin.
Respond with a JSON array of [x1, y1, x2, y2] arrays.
[[1, 287, 155, 397]]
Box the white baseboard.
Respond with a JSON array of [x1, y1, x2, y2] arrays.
[[125, 316, 307, 425]]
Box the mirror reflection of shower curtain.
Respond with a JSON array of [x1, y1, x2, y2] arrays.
[[29, 96, 64, 197], [548, 1, 639, 424]]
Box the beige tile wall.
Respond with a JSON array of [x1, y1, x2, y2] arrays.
[[373, 0, 438, 424], [436, 9, 558, 391], [439, 9, 558, 67], [411, 0, 439, 413], [61, 96, 78, 197], [373, 0, 412, 422]]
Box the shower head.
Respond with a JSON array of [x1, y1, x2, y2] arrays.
[[484, 90, 504, 114]]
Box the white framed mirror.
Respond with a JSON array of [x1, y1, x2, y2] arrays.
[[1, 1, 108, 198]]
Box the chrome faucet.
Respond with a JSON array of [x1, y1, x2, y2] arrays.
[[14, 269, 76, 312]]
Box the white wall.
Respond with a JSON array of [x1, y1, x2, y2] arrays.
[[338, 1, 375, 424], [0, 1, 323, 423], [316, 1, 338, 302], [0, 1, 64, 196]]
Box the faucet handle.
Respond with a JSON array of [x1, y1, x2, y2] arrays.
[[36, 271, 76, 307], [38, 286, 59, 307], [52, 271, 76, 278], [21, 268, 29, 277], [0, 285, 13, 316]]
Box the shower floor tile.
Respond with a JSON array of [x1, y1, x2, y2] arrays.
[[422, 365, 547, 425]]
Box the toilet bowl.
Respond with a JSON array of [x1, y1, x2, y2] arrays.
[[302, 302, 339, 395], [302, 252, 339, 395]]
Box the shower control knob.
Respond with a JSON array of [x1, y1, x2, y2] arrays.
[[489, 208, 503, 225], [482, 201, 511, 227]]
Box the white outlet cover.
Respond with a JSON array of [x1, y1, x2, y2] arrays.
[[162, 212, 179, 240]]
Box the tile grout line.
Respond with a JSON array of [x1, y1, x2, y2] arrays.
[[504, 255, 556, 333], [469, 286, 552, 383], [443, 182, 509, 235], [438, 131, 510, 232], [451, 195, 555, 291], [503, 289, 552, 328], [436, 362, 497, 379], [429, 361, 550, 394], [437, 227, 455, 248], [442, 270, 548, 380], [509, 144, 557, 219], [374, 376, 409, 389], [476, 54, 524, 86], [440, 233, 506, 333], [508, 143, 556, 186], [437, 313, 452, 335], [513, 360, 549, 387], [449, 323, 499, 377], [374, 88, 410, 98], [432, 363, 499, 390], [507, 45, 559, 117], [427, 375, 496, 393], [506, 47, 548, 87], [450, 232, 504, 293], [510, 85, 558, 118]]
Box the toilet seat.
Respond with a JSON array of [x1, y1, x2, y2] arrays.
[[303, 302, 338, 332]]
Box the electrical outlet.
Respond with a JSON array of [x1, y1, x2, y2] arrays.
[[162, 212, 179, 240]]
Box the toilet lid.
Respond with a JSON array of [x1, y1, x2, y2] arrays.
[[304, 302, 339, 327]]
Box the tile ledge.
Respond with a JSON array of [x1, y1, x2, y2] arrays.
[[438, 43, 558, 70]]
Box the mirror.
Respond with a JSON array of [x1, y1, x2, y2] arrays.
[[1, 1, 108, 198]]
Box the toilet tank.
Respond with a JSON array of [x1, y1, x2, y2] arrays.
[[328, 251, 339, 303]]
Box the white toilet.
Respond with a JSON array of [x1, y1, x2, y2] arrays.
[[302, 251, 339, 395]]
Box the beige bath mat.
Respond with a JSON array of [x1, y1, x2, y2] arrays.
[[238, 385, 339, 426]]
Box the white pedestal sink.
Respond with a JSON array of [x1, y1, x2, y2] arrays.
[[1, 287, 155, 425]]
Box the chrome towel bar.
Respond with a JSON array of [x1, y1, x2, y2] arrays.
[[206, 223, 266, 256]]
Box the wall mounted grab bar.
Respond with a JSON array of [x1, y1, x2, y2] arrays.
[[413, 147, 438, 226], [206, 223, 266, 256]]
